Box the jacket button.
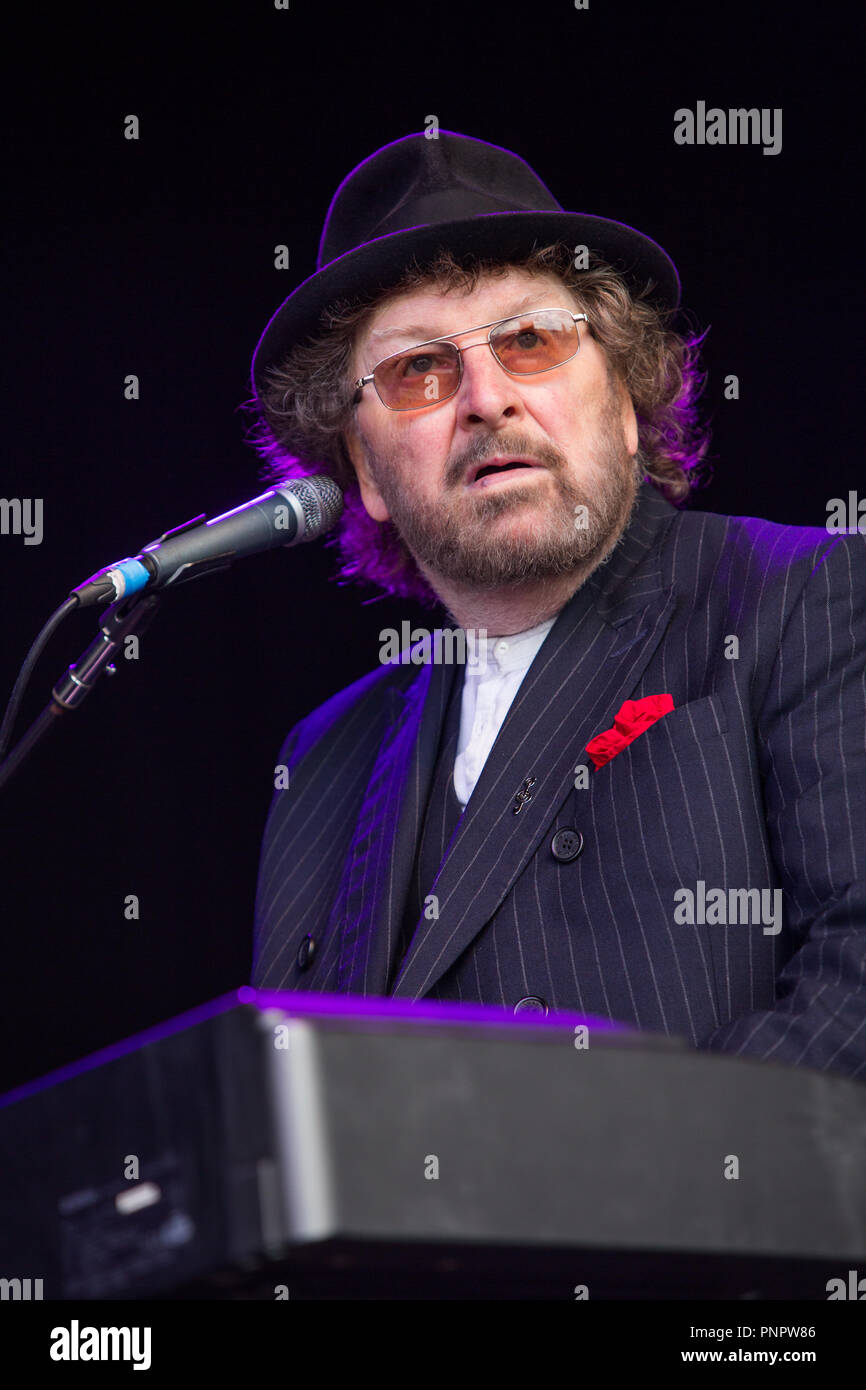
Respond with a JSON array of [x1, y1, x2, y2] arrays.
[[296, 934, 316, 971], [551, 828, 584, 862], [513, 996, 548, 1015]]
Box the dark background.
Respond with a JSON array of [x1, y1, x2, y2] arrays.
[[0, 1, 860, 1091]]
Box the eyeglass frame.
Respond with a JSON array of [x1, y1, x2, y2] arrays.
[[353, 308, 590, 411]]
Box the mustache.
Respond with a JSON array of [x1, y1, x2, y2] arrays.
[[443, 436, 567, 488]]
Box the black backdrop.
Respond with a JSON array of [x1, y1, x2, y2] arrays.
[[0, 1, 860, 1092]]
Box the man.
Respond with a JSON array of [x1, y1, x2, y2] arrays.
[[248, 131, 865, 1080]]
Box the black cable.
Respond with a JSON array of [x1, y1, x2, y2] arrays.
[[0, 596, 79, 761]]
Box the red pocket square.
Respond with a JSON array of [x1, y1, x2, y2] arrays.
[[585, 694, 675, 769]]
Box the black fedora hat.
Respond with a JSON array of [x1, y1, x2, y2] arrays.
[[251, 130, 680, 400]]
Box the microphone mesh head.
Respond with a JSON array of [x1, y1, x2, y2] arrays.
[[286, 476, 344, 539]]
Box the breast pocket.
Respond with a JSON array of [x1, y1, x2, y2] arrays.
[[659, 692, 725, 756], [600, 694, 728, 775], [585, 694, 736, 883]]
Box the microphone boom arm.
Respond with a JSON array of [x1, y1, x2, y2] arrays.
[[0, 591, 163, 793]]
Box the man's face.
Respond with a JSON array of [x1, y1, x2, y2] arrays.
[[344, 268, 641, 592]]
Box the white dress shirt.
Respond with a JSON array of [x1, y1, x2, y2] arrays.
[[453, 617, 556, 807]]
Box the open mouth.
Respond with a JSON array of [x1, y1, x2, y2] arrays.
[[475, 461, 533, 481], [467, 458, 545, 487]]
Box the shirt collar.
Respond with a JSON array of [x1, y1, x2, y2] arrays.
[[468, 615, 557, 676]]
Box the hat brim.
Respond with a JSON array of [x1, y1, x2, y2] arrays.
[[251, 209, 680, 399]]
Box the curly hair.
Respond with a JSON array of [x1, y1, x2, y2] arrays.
[[244, 243, 711, 605]]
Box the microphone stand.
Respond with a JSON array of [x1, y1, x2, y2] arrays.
[[0, 592, 163, 793]]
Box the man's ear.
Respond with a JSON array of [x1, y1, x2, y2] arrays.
[[610, 370, 638, 457], [343, 422, 391, 523], [621, 392, 639, 457]]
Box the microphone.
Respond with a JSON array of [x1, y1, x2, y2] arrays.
[[70, 476, 344, 608]]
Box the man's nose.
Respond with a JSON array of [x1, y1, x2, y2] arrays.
[[455, 340, 523, 423]]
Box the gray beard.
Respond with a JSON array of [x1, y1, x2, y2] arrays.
[[360, 404, 643, 590]]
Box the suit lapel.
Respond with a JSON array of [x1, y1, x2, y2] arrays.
[[334, 653, 458, 995], [391, 482, 680, 999]]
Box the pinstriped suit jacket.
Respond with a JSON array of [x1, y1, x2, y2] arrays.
[[253, 481, 866, 1079]]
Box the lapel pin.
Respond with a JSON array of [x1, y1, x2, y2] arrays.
[[512, 775, 537, 815]]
